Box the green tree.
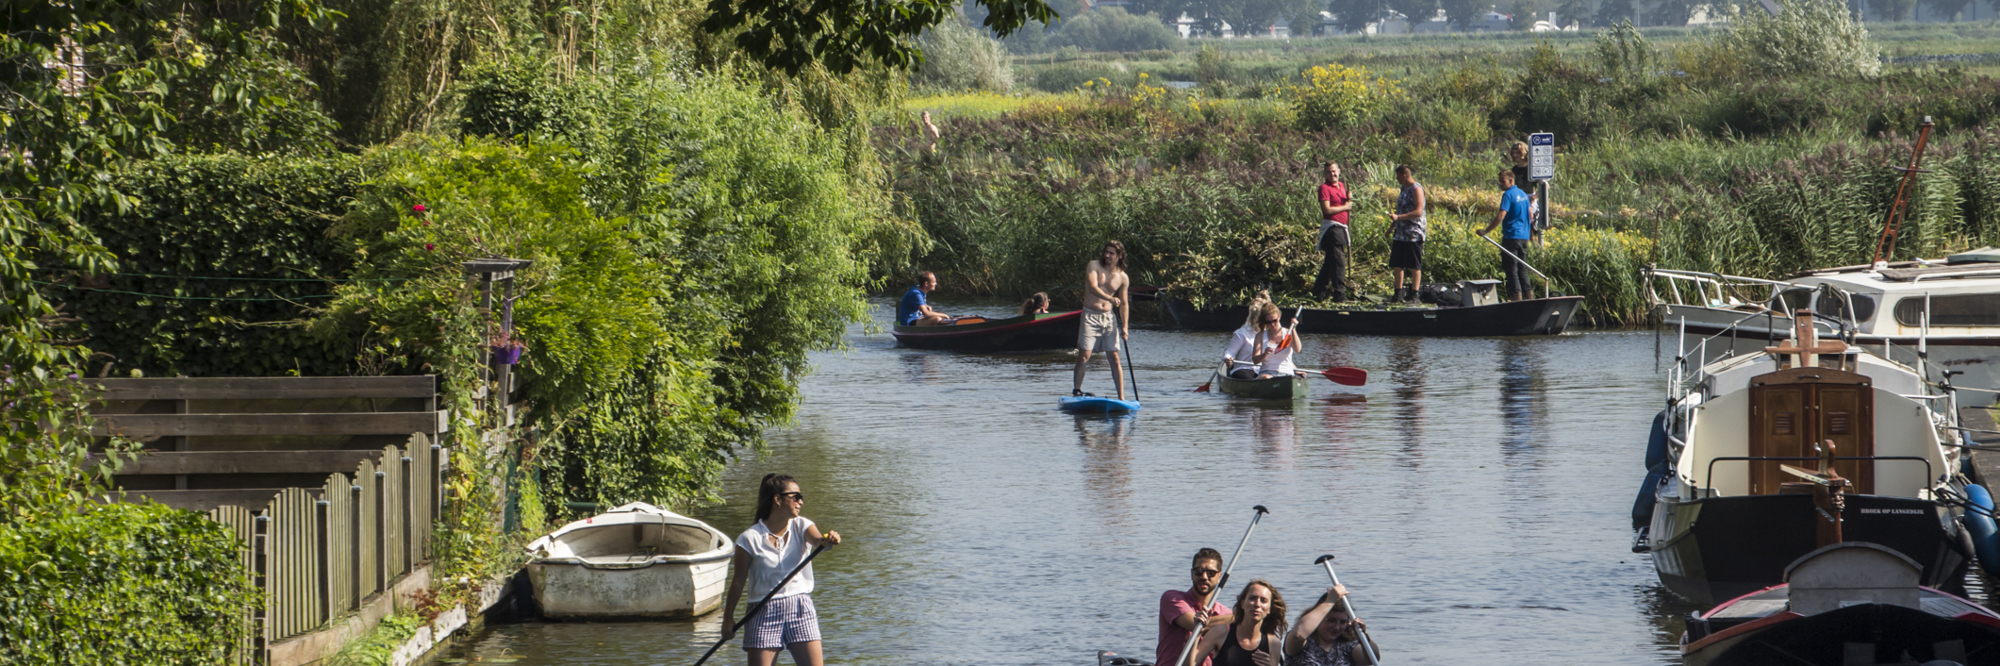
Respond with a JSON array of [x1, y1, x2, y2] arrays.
[[1921, 0, 1973, 19], [702, 0, 1056, 74], [1328, 0, 1391, 33]]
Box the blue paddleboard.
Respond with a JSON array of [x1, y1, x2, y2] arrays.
[[1058, 396, 1142, 413]]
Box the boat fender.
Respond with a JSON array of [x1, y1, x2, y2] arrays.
[[1964, 484, 2000, 575], [1632, 410, 1671, 528]]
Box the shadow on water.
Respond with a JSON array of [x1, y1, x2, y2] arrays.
[[443, 299, 1771, 665]]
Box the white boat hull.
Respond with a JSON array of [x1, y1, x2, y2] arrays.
[[528, 555, 730, 618]]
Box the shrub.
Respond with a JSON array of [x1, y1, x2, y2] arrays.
[[915, 20, 1014, 92], [1280, 62, 1404, 131], [1033, 61, 1134, 92], [1706, 0, 1881, 79], [1049, 8, 1182, 53]]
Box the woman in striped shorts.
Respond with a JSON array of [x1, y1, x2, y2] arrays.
[[722, 473, 841, 666]]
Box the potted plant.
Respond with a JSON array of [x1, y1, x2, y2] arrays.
[[489, 330, 527, 365]]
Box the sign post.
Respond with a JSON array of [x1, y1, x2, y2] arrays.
[[1529, 132, 1555, 244]]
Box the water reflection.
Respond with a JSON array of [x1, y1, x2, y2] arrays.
[[1388, 337, 1426, 469], [1076, 415, 1137, 533]]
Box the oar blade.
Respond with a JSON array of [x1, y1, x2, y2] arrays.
[[1322, 367, 1368, 386]]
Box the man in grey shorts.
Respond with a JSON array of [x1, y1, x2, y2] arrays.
[[1073, 240, 1131, 400]]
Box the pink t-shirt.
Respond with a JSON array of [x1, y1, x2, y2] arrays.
[[1319, 181, 1350, 226], [1157, 590, 1228, 666]]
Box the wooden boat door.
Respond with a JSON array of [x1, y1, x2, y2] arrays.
[[1747, 367, 1874, 495]]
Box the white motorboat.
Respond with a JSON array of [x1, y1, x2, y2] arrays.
[[1644, 247, 2000, 407], [526, 502, 732, 619], [1638, 306, 1977, 607]]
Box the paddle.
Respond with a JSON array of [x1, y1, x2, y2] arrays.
[[1314, 554, 1382, 665], [1198, 307, 1300, 392], [1177, 505, 1270, 666], [1302, 367, 1369, 386], [1116, 306, 1139, 402], [1478, 234, 1552, 299], [692, 543, 831, 666]]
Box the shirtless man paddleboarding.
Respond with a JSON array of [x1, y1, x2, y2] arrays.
[[1073, 240, 1131, 400]]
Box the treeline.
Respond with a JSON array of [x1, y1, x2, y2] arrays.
[[2, 0, 966, 660]]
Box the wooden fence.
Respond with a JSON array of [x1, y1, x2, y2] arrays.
[[93, 377, 448, 664]]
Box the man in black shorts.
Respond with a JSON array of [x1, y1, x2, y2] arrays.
[[1387, 165, 1427, 303]]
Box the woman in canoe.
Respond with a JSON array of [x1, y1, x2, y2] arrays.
[[1220, 292, 1271, 379], [1287, 586, 1376, 666], [722, 473, 841, 666], [1251, 302, 1302, 379], [1190, 578, 1288, 666]]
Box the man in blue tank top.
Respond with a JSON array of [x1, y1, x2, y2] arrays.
[[1477, 170, 1536, 301], [897, 271, 952, 326]]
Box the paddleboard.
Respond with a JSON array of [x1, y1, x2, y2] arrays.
[[1058, 396, 1141, 413]]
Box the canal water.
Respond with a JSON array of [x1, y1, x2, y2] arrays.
[[443, 299, 1705, 665]]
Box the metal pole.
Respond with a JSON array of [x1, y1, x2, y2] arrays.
[[1176, 506, 1270, 666], [1314, 555, 1381, 665]]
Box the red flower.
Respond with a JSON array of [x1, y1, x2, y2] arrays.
[[425, 243, 435, 251], [413, 204, 428, 213]]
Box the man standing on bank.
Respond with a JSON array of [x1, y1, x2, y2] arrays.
[[1073, 241, 1131, 399], [1158, 548, 1234, 666], [1386, 165, 1427, 304], [1477, 169, 1535, 301], [1313, 162, 1355, 302]]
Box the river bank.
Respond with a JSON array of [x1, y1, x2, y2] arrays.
[[444, 299, 1743, 664]]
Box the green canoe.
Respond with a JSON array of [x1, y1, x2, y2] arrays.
[[1214, 371, 1310, 400]]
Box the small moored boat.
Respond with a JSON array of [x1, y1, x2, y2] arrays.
[[526, 502, 732, 619], [1214, 371, 1309, 400], [1681, 542, 2000, 665], [892, 310, 1084, 352]]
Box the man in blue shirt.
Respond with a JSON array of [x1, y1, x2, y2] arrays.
[[1477, 170, 1535, 301], [897, 271, 953, 326]]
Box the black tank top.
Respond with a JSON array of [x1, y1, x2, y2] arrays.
[[1214, 624, 1273, 666]]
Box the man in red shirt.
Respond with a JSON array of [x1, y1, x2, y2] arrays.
[[1314, 162, 1355, 302], [1157, 548, 1233, 666]]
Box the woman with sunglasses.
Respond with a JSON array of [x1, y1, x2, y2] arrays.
[[722, 474, 841, 666], [1250, 302, 1302, 380], [1286, 586, 1376, 666]]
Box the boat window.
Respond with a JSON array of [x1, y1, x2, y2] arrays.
[[1893, 294, 2000, 327], [1816, 293, 1876, 323], [1772, 288, 1812, 314]]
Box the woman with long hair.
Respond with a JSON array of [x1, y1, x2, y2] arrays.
[[1250, 302, 1302, 380], [1220, 291, 1271, 379], [1286, 586, 1376, 666], [721, 474, 841, 666], [1020, 292, 1050, 317], [1190, 579, 1288, 666]]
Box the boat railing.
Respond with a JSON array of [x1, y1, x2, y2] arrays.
[[1643, 268, 1803, 310], [1701, 455, 1936, 496]]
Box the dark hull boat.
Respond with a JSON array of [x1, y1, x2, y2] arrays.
[[1651, 492, 1969, 607], [892, 310, 1082, 351], [1165, 294, 1581, 337], [1681, 542, 2000, 666], [1214, 372, 1309, 400]]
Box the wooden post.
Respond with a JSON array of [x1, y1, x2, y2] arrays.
[[401, 454, 414, 574], [253, 513, 270, 666], [316, 498, 331, 623], [350, 483, 362, 610], [374, 470, 387, 592]]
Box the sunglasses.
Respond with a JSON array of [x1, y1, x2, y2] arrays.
[[1192, 567, 1221, 578], [778, 492, 805, 502]]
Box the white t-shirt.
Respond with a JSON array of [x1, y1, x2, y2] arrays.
[[1223, 325, 1259, 372], [1259, 331, 1298, 376], [736, 516, 816, 599]]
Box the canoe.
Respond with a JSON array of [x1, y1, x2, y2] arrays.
[[893, 310, 1083, 351], [1059, 396, 1141, 413], [1214, 371, 1309, 400], [1680, 542, 2000, 665], [1165, 296, 1583, 337], [525, 502, 732, 619]]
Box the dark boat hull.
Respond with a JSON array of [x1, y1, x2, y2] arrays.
[[1649, 493, 1970, 607], [1165, 297, 1582, 336], [1216, 372, 1309, 400], [893, 310, 1083, 351], [1684, 602, 2000, 666]]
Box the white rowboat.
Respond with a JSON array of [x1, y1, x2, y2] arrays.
[[526, 502, 732, 619]]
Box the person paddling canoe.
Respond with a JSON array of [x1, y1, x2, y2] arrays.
[[721, 474, 841, 666], [1190, 579, 1288, 666], [1220, 291, 1271, 380], [1159, 548, 1234, 666], [1249, 303, 1302, 380], [1072, 241, 1131, 399], [1287, 586, 1376, 666]]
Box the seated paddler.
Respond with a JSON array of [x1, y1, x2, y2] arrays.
[[1251, 303, 1303, 380], [898, 271, 953, 326], [1220, 293, 1271, 379]]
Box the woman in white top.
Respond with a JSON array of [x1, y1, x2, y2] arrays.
[[722, 474, 841, 666], [1220, 293, 1271, 379], [1250, 302, 1302, 379]]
